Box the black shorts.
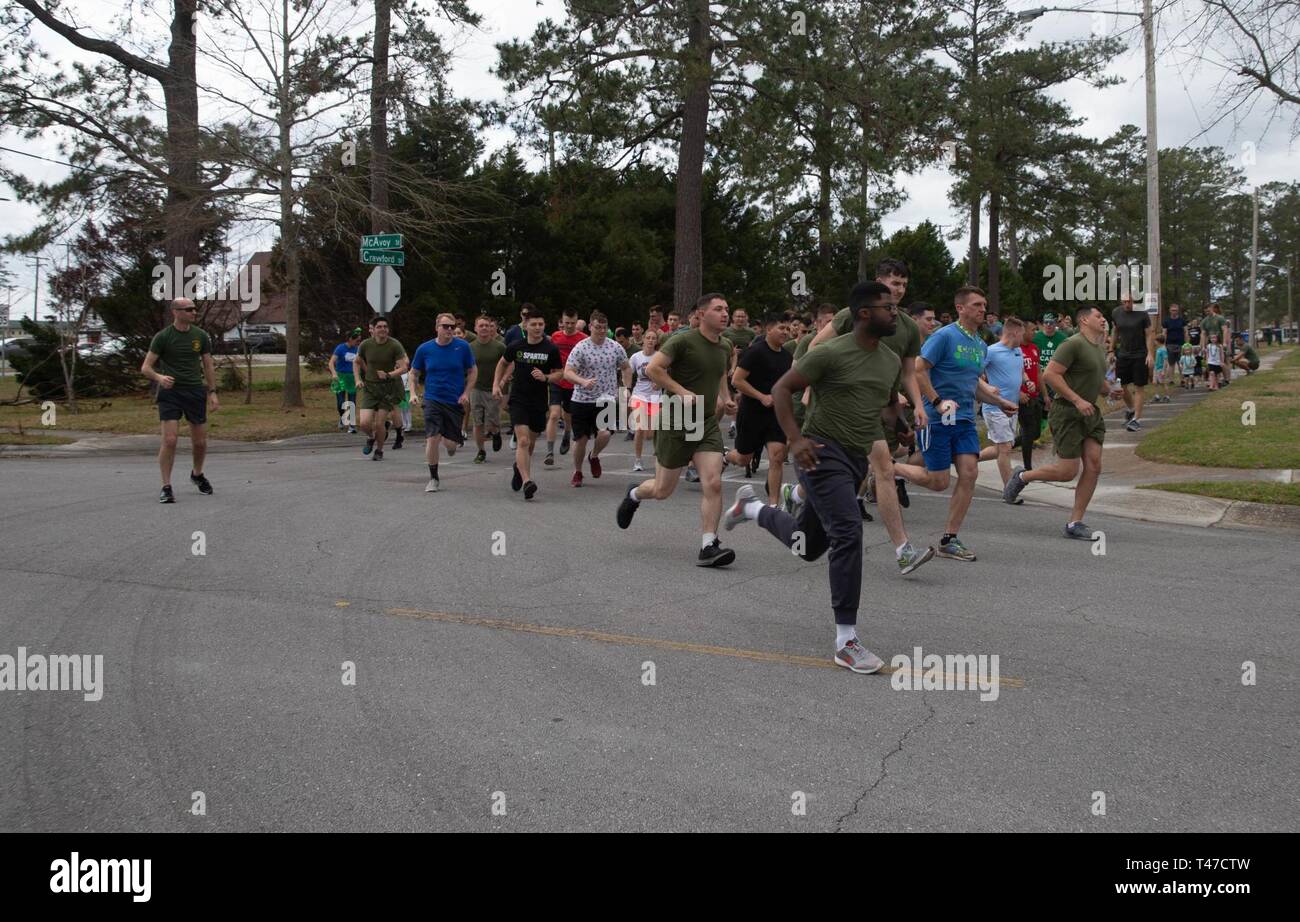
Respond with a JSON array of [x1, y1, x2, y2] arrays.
[[509, 401, 548, 433], [570, 400, 608, 439], [735, 404, 785, 455], [1116, 353, 1149, 387], [157, 386, 207, 425], [548, 384, 573, 412], [422, 399, 465, 443], [1208, 364, 1223, 375]]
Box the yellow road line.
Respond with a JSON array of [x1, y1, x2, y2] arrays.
[[384, 608, 1024, 688]]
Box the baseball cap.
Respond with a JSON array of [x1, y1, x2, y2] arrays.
[[350, 327, 364, 337], [1042, 312, 1058, 323]]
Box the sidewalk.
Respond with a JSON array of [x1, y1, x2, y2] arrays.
[[975, 348, 1300, 531]]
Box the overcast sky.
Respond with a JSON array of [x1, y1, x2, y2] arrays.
[[2, 0, 1295, 320]]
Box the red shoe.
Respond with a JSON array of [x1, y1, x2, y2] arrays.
[[589, 455, 602, 478], [571, 471, 583, 487]]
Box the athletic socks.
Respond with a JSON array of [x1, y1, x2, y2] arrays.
[[628, 486, 640, 502], [941, 533, 957, 546], [743, 499, 765, 520], [835, 624, 857, 648], [429, 464, 439, 479], [895, 542, 909, 559], [791, 484, 804, 504], [702, 532, 718, 549]]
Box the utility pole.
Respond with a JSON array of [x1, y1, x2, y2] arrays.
[[1142, 0, 1161, 324], [31, 255, 43, 321], [1249, 188, 1258, 345]]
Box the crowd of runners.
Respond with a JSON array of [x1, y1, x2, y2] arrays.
[[139, 261, 1260, 675]]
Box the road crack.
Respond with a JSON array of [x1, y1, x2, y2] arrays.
[[834, 692, 936, 832]]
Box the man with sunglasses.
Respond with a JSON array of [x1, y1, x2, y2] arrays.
[[141, 297, 218, 503], [409, 313, 476, 493]]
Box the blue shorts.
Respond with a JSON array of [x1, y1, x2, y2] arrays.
[[918, 419, 979, 472]]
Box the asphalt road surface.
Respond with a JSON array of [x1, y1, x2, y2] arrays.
[[1, 439, 1295, 831]]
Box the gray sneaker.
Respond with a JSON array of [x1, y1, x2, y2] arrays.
[[684, 464, 700, 483], [779, 482, 802, 518], [936, 537, 976, 561], [424, 478, 440, 493], [723, 484, 757, 531], [834, 639, 884, 674], [897, 543, 936, 576], [1003, 466, 1028, 504], [1064, 521, 1095, 540], [1125, 418, 1141, 432]]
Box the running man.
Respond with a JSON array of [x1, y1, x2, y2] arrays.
[[1018, 318, 1045, 470], [563, 311, 629, 487], [616, 293, 737, 567], [723, 281, 934, 674], [494, 308, 563, 501], [409, 313, 476, 492], [1004, 305, 1124, 538], [468, 315, 506, 462], [626, 328, 662, 472], [545, 308, 587, 465], [977, 317, 1026, 490], [329, 327, 362, 432], [725, 311, 792, 504], [894, 286, 1019, 561], [141, 297, 218, 503], [1108, 293, 1154, 432], [353, 316, 408, 461]]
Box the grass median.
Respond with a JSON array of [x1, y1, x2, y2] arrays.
[[1136, 349, 1300, 469], [1139, 481, 1300, 507]]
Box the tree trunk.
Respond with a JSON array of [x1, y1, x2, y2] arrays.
[[968, 190, 981, 286], [987, 187, 1001, 312], [162, 0, 203, 275], [672, 0, 711, 314], [369, 0, 391, 233], [279, 0, 303, 408], [1007, 213, 1019, 272], [817, 157, 832, 275]]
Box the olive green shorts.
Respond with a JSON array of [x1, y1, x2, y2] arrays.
[[1048, 401, 1105, 459], [358, 379, 404, 412], [654, 414, 723, 470]]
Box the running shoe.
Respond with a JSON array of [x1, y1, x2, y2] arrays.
[[544, 452, 555, 467], [696, 538, 735, 568], [348, 426, 358, 434], [363, 438, 374, 456], [492, 432, 503, 452], [1003, 466, 1028, 504], [373, 449, 384, 461], [632, 460, 645, 472], [936, 537, 975, 561], [624, 431, 634, 441], [392, 432, 405, 450], [1125, 418, 1141, 432], [834, 639, 884, 674], [560, 432, 570, 455], [1064, 521, 1095, 540], [571, 470, 584, 488], [1124, 409, 1135, 422], [897, 543, 935, 576], [857, 496, 874, 522], [190, 471, 213, 495], [510, 434, 518, 450], [159, 485, 175, 504], [523, 480, 538, 501], [616, 493, 640, 529], [589, 455, 602, 478], [895, 477, 910, 509], [685, 464, 700, 483], [425, 478, 440, 493], [474, 450, 487, 464], [779, 482, 802, 517], [728, 423, 737, 440], [511, 464, 523, 492], [723, 484, 757, 531]]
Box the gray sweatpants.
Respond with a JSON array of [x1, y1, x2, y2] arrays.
[[755, 436, 869, 626]]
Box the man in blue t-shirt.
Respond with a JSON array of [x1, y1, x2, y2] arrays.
[[977, 317, 1027, 490], [1161, 303, 1187, 384], [328, 328, 363, 431], [408, 312, 477, 493], [895, 287, 1019, 562]]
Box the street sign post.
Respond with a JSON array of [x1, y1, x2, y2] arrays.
[[360, 249, 405, 267], [366, 266, 401, 315], [361, 233, 403, 250]]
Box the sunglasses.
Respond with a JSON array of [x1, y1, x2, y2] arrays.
[[437, 323, 455, 329]]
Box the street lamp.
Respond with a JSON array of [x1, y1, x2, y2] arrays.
[[1018, 3, 1161, 323]]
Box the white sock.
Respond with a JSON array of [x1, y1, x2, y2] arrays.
[[895, 542, 910, 559], [702, 532, 718, 549], [836, 624, 857, 648], [743, 500, 765, 520], [791, 484, 804, 503], [628, 486, 640, 502]]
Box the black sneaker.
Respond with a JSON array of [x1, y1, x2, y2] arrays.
[[858, 496, 874, 521], [363, 438, 375, 456], [190, 471, 213, 495], [697, 539, 736, 568], [392, 433, 405, 450], [373, 449, 384, 461], [159, 485, 175, 504], [1124, 409, 1135, 423], [511, 464, 523, 491], [544, 452, 555, 467], [560, 432, 571, 455], [895, 477, 909, 509], [474, 449, 487, 464], [523, 480, 538, 501], [492, 431, 502, 452], [616, 493, 640, 529]]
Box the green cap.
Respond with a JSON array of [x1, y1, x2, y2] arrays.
[[1042, 312, 1058, 323]]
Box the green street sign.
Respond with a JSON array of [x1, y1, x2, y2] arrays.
[[360, 249, 405, 267], [361, 233, 403, 250]]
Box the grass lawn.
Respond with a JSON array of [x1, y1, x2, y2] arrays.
[[1136, 349, 1300, 469], [0, 365, 390, 442], [1139, 481, 1300, 507], [0, 432, 77, 446]]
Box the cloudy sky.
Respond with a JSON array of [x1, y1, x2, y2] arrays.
[[2, 0, 1295, 320]]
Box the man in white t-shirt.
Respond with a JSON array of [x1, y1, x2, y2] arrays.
[[563, 310, 629, 486]]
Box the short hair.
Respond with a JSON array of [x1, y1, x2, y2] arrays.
[[476, 313, 496, 325], [731, 306, 749, 316], [521, 307, 545, 322], [908, 301, 933, 318], [954, 285, 985, 303], [614, 326, 627, 337], [847, 280, 891, 312], [696, 292, 726, 310], [876, 258, 909, 280], [561, 307, 578, 319], [589, 310, 608, 326], [816, 302, 838, 318], [1002, 316, 1024, 330], [648, 305, 665, 316], [520, 302, 537, 316], [373, 316, 390, 326], [1074, 305, 1096, 325], [762, 311, 786, 327], [1155, 333, 1165, 344]]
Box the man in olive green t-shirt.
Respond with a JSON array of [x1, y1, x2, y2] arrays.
[[469, 315, 507, 459], [141, 297, 218, 503], [1004, 305, 1123, 539], [617, 293, 737, 568], [353, 316, 408, 460]]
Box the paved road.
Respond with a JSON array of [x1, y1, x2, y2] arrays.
[[1, 440, 1295, 831]]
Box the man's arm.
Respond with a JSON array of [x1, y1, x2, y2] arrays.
[[328, 352, 338, 376], [461, 361, 475, 405], [141, 352, 173, 388], [392, 353, 410, 376], [646, 351, 688, 399], [975, 377, 1017, 414], [1146, 319, 1155, 367], [730, 366, 766, 404], [900, 356, 925, 428], [808, 317, 840, 350], [717, 369, 736, 417], [408, 362, 422, 403], [492, 357, 512, 398]]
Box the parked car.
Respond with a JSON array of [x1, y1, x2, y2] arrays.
[[0, 336, 35, 360]]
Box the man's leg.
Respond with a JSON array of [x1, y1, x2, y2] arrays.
[[158, 419, 179, 486], [1132, 383, 1145, 419], [572, 434, 589, 472], [894, 461, 951, 493], [632, 462, 681, 502], [515, 425, 535, 482], [358, 408, 375, 438], [373, 409, 389, 449], [1071, 438, 1103, 523], [695, 450, 725, 536], [545, 402, 561, 455], [764, 441, 786, 506], [1121, 381, 1135, 412], [190, 422, 208, 476], [944, 453, 978, 536], [869, 441, 908, 548], [590, 428, 611, 460]]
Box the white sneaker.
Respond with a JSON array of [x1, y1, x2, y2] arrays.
[[424, 478, 440, 493], [632, 460, 645, 472]]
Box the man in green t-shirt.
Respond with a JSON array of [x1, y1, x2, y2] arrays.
[[722, 280, 935, 675], [141, 297, 218, 504], [1231, 335, 1260, 373], [1033, 313, 1069, 370], [617, 293, 738, 568], [1004, 305, 1123, 539], [353, 316, 408, 461], [469, 315, 507, 461], [721, 308, 757, 357]]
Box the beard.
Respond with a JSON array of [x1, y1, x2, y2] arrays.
[[868, 317, 897, 338]]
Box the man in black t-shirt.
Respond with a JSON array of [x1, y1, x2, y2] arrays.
[[1108, 294, 1153, 432], [493, 308, 563, 501], [724, 312, 793, 505]]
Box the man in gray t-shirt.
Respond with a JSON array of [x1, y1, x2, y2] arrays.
[[562, 311, 629, 485]]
